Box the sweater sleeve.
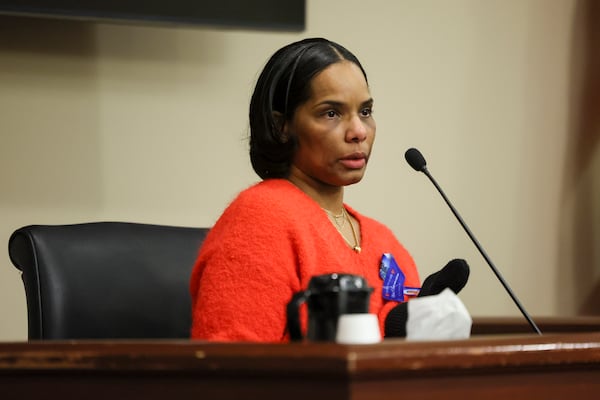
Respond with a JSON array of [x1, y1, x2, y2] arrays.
[[190, 190, 301, 342]]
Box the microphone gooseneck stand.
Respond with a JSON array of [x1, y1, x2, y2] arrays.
[[405, 148, 542, 335]]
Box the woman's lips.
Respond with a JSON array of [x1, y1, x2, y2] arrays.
[[340, 153, 367, 169]]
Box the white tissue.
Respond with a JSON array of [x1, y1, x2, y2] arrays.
[[406, 288, 472, 341]]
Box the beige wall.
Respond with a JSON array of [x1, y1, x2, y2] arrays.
[[1, 0, 598, 341]]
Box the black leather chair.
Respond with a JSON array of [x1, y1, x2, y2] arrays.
[[8, 222, 209, 340]]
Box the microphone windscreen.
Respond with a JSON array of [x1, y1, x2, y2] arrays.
[[419, 259, 470, 297], [405, 148, 427, 172]]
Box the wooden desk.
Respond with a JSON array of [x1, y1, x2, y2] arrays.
[[471, 315, 600, 334], [2, 332, 600, 400]]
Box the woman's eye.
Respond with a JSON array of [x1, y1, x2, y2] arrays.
[[361, 108, 373, 117], [326, 110, 337, 118]]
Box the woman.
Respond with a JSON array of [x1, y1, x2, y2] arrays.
[[190, 38, 421, 342]]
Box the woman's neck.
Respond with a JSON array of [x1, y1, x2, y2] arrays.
[[287, 174, 345, 214]]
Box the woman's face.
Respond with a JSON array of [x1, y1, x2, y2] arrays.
[[285, 61, 376, 189]]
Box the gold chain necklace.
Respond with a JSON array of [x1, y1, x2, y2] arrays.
[[323, 207, 361, 253], [344, 208, 362, 253], [322, 207, 346, 229]]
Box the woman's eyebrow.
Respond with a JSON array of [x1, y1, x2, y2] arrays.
[[314, 98, 374, 108]]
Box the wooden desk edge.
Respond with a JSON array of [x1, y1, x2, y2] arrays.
[[1, 332, 600, 379]]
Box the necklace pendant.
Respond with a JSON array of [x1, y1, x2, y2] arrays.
[[353, 246, 361, 254]]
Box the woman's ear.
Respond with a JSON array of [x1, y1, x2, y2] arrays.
[[272, 111, 290, 143]]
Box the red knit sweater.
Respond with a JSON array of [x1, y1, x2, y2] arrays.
[[190, 179, 420, 342]]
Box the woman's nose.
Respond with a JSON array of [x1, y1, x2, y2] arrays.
[[346, 114, 368, 142]]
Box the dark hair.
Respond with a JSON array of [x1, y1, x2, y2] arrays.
[[249, 38, 368, 179]]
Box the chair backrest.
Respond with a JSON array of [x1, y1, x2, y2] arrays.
[[8, 222, 209, 340]]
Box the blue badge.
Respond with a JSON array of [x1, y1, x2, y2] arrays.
[[380, 253, 421, 301], [380, 253, 406, 301]]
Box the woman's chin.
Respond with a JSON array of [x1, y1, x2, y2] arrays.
[[341, 171, 366, 186]]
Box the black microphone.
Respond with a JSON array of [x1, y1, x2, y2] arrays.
[[404, 147, 542, 335]]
